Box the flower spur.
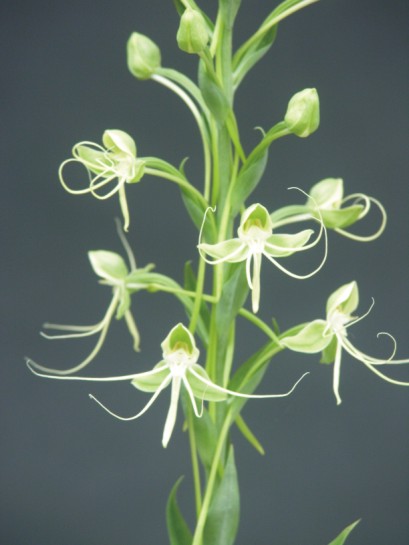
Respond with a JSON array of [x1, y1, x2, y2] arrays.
[[26, 323, 308, 448]]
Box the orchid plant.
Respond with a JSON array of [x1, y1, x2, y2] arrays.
[[27, 1, 409, 544]]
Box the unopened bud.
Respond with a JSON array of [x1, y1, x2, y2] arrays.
[[127, 32, 161, 80], [177, 8, 209, 54], [284, 88, 320, 137]]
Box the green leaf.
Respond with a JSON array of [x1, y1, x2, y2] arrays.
[[182, 395, 218, 471], [235, 414, 265, 455], [166, 477, 192, 545], [219, 0, 242, 28], [198, 61, 229, 124], [215, 263, 249, 358], [184, 261, 211, 329], [233, 25, 277, 88], [326, 519, 360, 545], [231, 150, 268, 215], [203, 447, 240, 545]]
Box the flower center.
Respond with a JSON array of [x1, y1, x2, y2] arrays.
[[328, 310, 351, 335], [116, 154, 137, 180]]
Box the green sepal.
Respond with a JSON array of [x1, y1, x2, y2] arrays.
[[235, 414, 265, 455], [88, 250, 129, 281], [131, 362, 169, 392], [326, 281, 359, 317], [270, 204, 310, 225], [75, 145, 111, 175], [116, 287, 131, 320], [166, 477, 193, 545], [102, 129, 136, 157], [203, 447, 240, 545], [198, 61, 229, 124], [320, 335, 338, 364], [281, 320, 331, 353], [187, 365, 227, 402], [199, 239, 247, 262], [320, 206, 364, 229], [326, 519, 360, 545], [265, 229, 313, 257], [231, 151, 268, 215]]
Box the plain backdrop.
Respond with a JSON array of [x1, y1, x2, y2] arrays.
[[1, 1, 408, 544]]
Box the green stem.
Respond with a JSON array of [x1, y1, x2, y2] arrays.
[[187, 402, 202, 517], [191, 409, 232, 545], [189, 257, 207, 335], [151, 74, 212, 199]]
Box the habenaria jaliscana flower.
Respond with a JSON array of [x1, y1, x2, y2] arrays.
[[27, 324, 308, 448], [198, 202, 327, 313], [59, 129, 145, 231], [270, 178, 386, 241], [29, 229, 153, 376], [281, 281, 409, 404]]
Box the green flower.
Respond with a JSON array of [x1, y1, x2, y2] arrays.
[[281, 281, 409, 404], [59, 129, 145, 231], [29, 226, 153, 376], [306, 178, 387, 240], [198, 203, 327, 313], [27, 324, 307, 448]]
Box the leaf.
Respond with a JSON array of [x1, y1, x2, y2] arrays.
[[181, 394, 218, 471], [198, 61, 229, 124], [231, 150, 268, 215], [166, 477, 192, 545], [203, 447, 240, 545], [183, 261, 211, 335], [215, 263, 249, 357], [326, 519, 360, 545], [233, 26, 277, 87], [219, 0, 242, 28], [235, 414, 265, 455]]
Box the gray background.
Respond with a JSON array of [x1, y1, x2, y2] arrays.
[[1, 1, 408, 544]]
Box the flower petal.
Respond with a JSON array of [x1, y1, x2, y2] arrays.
[[198, 239, 248, 264], [281, 320, 331, 353]]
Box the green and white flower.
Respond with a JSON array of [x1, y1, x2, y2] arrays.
[[27, 323, 308, 448], [59, 129, 145, 231], [29, 226, 152, 376], [281, 281, 409, 404], [270, 178, 386, 241], [198, 203, 327, 313]]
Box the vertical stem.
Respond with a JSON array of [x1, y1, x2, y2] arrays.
[[191, 409, 232, 545], [187, 402, 202, 517]]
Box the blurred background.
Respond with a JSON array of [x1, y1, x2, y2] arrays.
[[1, 0, 408, 544]]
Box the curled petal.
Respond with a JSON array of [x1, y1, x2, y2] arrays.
[[198, 239, 248, 265], [335, 194, 387, 242], [188, 367, 309, 399]]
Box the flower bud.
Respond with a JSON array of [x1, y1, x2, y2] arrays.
[[284, 88, 320, 137], [177, 8, 209, 54], [127, 32, 161, 80]]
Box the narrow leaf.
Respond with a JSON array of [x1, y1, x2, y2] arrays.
[[166, 477, 192, 545], [327, 519, 361, 545], [235, 414, 265, 455], [203, 447, 240, 545]]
